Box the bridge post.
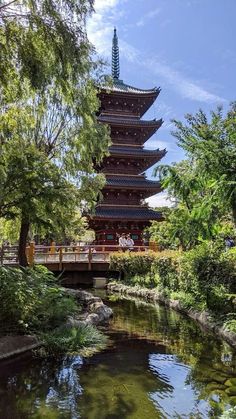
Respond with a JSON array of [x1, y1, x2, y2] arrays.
[[59, 248, 63, 270], [0, 244, 4, 266], [50, 241, 56, 254], [88, 247, 92, 271], [28, 241, 35, 266]]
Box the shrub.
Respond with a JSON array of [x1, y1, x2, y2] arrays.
[[41, 325, 107, 355], [170, 291, 204, 310], [110, 242, 235, 316], [0, 266, 78, 334], [151, 252, 180, 291], [110, 251, 157, 279]]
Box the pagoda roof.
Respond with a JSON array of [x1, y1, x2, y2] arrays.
[[101, 80, 161, 96], [105, 176, 161, 189], [98, 115, 163, 127], [109, 146, 166, 157], [93, 206, 163, 220]]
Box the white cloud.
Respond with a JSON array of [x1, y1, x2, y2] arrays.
[[146, 192, 173, 208], [136, 7, 161, 27], [93, 0, 120, 12], [144, 139, 170, 151], [145, 57, 226, 104], [87, 0, 121, 56], [87, 0, 226, 104]]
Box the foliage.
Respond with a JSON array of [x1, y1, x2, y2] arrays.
[[0, 217, 20, 244], [41, 324, 107, 355], [110, 251, 157, 279], [0, 266, 78, 334], [0, 1, 111, 264], [0, 265, 107, 354], [0, 0, 95, 97], [110, 243, 236, 315], [152, 103, 236, 249], [0, 74, 110, 264], [149, 215, 180, 250], [170, 291, 201, 310], [221, 407, 236, 419]]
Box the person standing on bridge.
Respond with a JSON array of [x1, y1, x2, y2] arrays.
[[126, 234, 134, 251], [119, 233, 127, 251]]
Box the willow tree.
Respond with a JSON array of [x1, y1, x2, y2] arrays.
[[0, 1, 111, 265], [0, 85, 110, 265], [0, 0, 96, 97]]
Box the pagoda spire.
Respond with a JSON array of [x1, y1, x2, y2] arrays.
[[112, 27, 120, 80]]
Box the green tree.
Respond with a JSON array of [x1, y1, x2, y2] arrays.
[[0, 1, 111, 265], [170, 104, 236, 225], [152, 103, 236, 248], [0, 0, 95, 97], [0, 86, 110, 265]]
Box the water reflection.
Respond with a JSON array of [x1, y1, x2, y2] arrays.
[[0, 294, 236, 418]]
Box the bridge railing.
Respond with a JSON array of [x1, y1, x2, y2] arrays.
[[0, 243, 150, 267]]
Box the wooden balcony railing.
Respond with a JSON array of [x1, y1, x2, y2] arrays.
[[0, 243, 151, 269]]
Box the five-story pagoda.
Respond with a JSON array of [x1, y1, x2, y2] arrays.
[[89, 29, 166, 245]]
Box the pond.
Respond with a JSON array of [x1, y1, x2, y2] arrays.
[[0, 291, 236, 418]]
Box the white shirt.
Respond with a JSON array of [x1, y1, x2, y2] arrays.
[[119, 236, 127, 247], [126, 238, 134, 247]]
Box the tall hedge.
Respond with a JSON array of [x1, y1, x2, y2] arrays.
[[109, 244, 236, 313]]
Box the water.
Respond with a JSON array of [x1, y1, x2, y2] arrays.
[[0, 292, 236, 418]]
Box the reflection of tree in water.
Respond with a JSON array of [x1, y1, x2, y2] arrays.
[[0, 296, 236, 418], [184, 345, 236, 417], [108, 296, 236, 417], [77, 334, 174, 419], [0, 354, 84, 419]]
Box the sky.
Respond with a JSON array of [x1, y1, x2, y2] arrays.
[[87, 0, 236, 206]]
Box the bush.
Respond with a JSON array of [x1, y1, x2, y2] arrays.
[[110, 242, 236, 316], [110, 251, 157, 279], [151, 252, 180, 291], [170, 291, 204, 310], [0, 266, 78, 334], [42, 325, 107, 355]]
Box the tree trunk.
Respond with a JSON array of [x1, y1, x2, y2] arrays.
[[18, 217, 30, 266]]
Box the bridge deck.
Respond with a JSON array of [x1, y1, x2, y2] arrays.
[[0, 244, 152, 272]]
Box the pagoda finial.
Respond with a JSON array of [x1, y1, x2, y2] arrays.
[[112, 27, 120, 80]]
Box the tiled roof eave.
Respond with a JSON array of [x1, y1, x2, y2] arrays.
[[108, 148, 166, 157], [99, 83, 161, 95], [92, 206, 163, 220], [104, 185, 161, 190], [98, 116, 163, 128], [105, 177, 161, 186]]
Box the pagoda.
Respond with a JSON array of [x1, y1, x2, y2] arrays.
[[89, 28, 166, 245]]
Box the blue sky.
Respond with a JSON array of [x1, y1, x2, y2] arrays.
[[87, 0, 236, 206]]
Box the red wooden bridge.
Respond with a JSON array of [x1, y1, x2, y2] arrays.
[[0, 243, 154, 272]]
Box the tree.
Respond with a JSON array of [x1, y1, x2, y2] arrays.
[[0, 0, 95, 98], [152, 103, 236, 249], [170, 104, 236, 225], [0, 1, 111, 265], [0, 85, 110, 265]]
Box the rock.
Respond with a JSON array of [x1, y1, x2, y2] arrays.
[[64, 288, 113, 329], [0, 335, 40, 360], [85, 313, 100, 325]]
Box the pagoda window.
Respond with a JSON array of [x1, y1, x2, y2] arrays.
[[131, 234, 139, 241]]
